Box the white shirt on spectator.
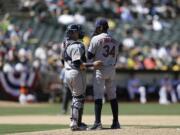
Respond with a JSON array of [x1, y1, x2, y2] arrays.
[[122, 38, 135, 49]]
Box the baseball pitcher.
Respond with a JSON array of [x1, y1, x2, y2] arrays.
[[88, 18, 120, 130]]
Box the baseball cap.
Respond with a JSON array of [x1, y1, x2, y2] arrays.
[[95, 18, 109, 29]]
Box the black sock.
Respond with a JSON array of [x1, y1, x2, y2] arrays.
[[110, 98, 119, 122], [95, 99, 102, 123]]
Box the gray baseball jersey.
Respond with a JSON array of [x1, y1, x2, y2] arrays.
[[88, 33, 119, 100], [64, 40, 86, 97]]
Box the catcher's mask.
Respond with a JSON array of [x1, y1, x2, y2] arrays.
[[66, 24, 84, 39]]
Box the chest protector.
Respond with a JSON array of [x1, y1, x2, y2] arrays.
[[63, 41, 86, 63]]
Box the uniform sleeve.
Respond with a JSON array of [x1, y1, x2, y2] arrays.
[[88, 37, 98, 55]]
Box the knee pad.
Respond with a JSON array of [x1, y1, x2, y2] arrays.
[[72, 95, 85, 109]]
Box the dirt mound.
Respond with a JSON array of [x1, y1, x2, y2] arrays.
[[11, 127, 180, 135], [1, 115, 180, 135]]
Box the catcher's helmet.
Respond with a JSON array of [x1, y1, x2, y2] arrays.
[[66, 24, 84, 39]]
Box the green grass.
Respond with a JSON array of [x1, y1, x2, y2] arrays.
[[0, 103, 179, 134], [0, 124, 67, 134], [0, 103, 60, 116], [0, 103, 180, 116], [113, 103, 180, 115]]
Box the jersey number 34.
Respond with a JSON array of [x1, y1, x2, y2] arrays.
[[102, 45, 115, 57]]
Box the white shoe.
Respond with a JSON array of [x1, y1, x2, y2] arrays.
[[70, 120, 78, 131], [140, 98, 147, 104]]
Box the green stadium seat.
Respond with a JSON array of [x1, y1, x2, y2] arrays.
[[52, 27, 63, 42], [41, 26, 55, 44]]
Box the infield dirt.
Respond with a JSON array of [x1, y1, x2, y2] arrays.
[[0, 115, 179, 135], [0, 101, 180, 135]]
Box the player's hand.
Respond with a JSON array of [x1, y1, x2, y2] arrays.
[[93, 60, 103, 69], [80, 64, 86, 70]]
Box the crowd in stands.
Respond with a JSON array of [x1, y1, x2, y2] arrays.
[[0, 14, 62, 73], [0, 0, 180, 103], [18, 0, 180, 20], [14, 0, 180, 71]]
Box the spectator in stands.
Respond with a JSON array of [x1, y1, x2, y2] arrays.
[[34, 46, 48, 72], [127, 74, 147, 103], [152, 16, 163, 31], [120, 1, 134, 22], [23, 28, 33, 43], [122, 29, 135, 49], [7, 24, 21, 46], [143, 55, 156, 70], [159, 76, 177, 104]]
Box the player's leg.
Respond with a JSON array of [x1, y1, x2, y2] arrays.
[[62, 85, 71, 114], [71, 72, 87, 130], [138, 86, 147, 104], [65, 70, 87, 130], [67, 87, 72, 106], [170, 89, 177, 103], [71, 95, 86, 130], [127, 87, 135, 100], [176, 84, 180, 101], [77, 71, 87, 127], [90, 75, 105, 130], [159, 86, 169, 104], [106, 78, 120, 129]]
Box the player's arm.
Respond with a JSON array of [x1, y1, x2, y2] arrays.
[[80, 61, 103, 70], [72, 60, 102, 70], [71, 47, 102, 70], [88, 37, 98, 60]]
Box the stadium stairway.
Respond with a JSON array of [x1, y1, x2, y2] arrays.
[[0, 0, 19, 15]]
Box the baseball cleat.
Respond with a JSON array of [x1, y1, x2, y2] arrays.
[[111, 121, 120, 129], [88, 122, 102, 130], [78, 122, 88, 130], [70, 120, 78, 131]]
